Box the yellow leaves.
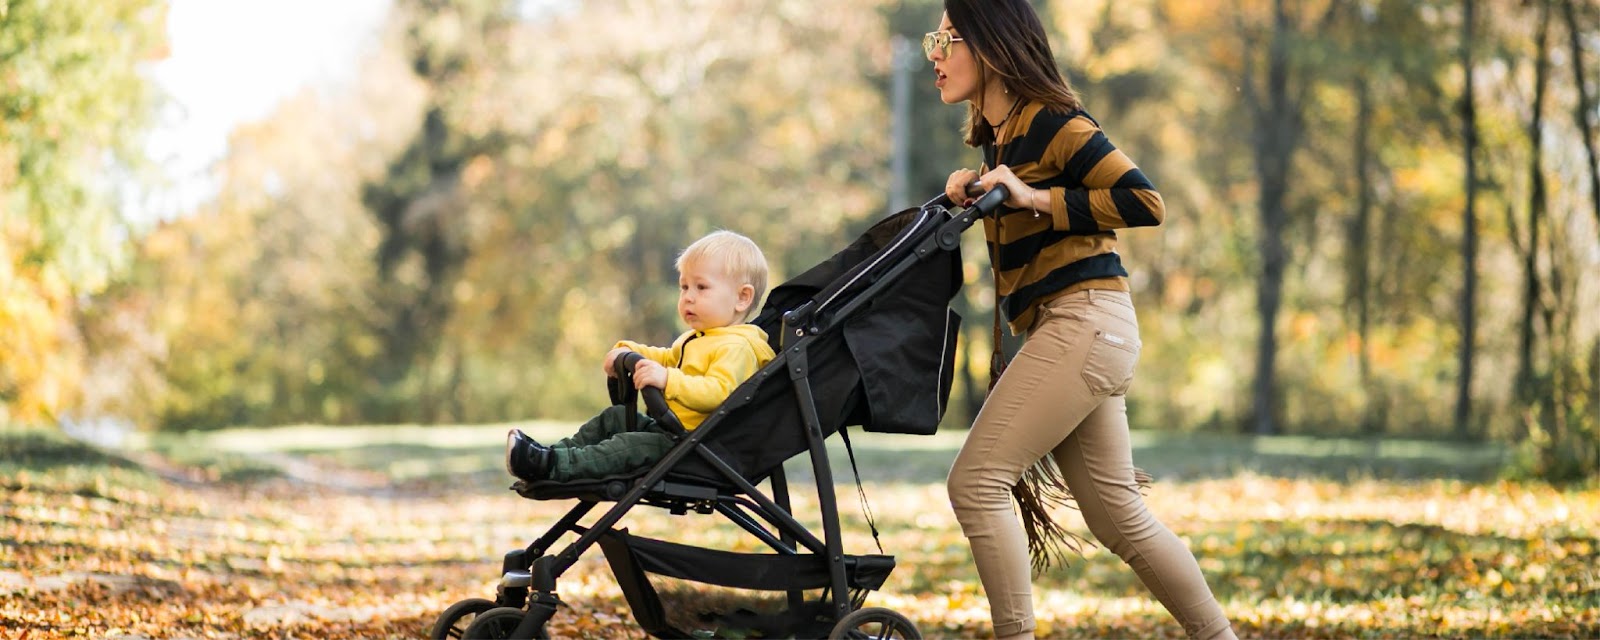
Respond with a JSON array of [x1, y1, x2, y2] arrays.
[[1484, 567, 1505, 587], [942, 590, 977, 611], [6, 425, 1600, 639]]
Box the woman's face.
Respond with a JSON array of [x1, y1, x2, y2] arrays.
[[929, 13, 980, 105]]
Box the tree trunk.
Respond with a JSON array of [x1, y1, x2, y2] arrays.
[[367, 106, 473, 422], [1455, 0, 1481, 439], [1352, 76, 1378, 435], [1245, 0, 1301, 435], [1592, 341, 1600, 429], [1516, 0, 1551, 411], [1563, 0, 1600, 240]]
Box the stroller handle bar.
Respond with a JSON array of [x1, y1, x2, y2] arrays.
[[613, 351, 687, 435], [922, 180, 1009, 217]]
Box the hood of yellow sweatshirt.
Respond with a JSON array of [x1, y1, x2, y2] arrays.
[[701, 324, 777, 361]]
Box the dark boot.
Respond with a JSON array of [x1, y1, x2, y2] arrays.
[[505, 429, 554, 481]]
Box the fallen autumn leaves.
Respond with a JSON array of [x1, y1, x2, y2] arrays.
[[3, 428, 1598, 639]]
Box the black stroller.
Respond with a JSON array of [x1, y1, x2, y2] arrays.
[[432, 187, 1008, 639]]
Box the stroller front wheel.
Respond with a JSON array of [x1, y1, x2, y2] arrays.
[[829, 607, 922, 640], [431, 598, 497, 639]]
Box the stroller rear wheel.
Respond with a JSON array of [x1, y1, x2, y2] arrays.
[[461, 606, 545, 639], [829, 607, 922, 640], [430, 598, 497, 639]]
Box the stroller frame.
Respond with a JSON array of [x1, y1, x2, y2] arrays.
[[439, 187, 1007, 639]]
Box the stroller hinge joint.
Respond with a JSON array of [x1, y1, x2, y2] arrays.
[[787, 349, 809, 380]]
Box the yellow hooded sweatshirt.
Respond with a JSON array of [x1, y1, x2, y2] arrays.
[[614, 324, 776, 431]]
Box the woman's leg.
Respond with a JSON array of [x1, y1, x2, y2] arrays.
[[1051, 292, 1235, 640], [1054, 399, 1233, 639], [947, 292, 1104, 638]]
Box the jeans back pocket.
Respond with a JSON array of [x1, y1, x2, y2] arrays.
[[1081, 329, 1141, 396]]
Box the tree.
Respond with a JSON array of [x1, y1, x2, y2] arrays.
[[1512, 0, 1551, 415], [81, 17, 430, 429], [1563, 0, 1600, 241], [1562, 0, 1600, 458], [1238, 0, 1319, 435], [0, 0, 166, 424], [362, 0, 518, 422], [1457, 0, 1481, 439]]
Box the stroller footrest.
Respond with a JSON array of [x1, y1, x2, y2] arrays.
[[513, 477, 633, 501], [512, 474, 734, 504]]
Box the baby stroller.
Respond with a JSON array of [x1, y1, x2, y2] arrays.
[[433, 187, 1008, 640]]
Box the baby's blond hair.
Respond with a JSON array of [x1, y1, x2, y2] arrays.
[[676, 230, 769, 320]]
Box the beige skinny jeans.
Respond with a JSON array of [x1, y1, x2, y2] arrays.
[[948, 289, 1235, 639]]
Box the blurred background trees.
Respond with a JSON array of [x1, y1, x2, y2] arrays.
[[1, 0, 168, 424], [3, 0, 1596, 480]]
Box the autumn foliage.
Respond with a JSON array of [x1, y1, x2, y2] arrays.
[[3, 425, 1597, 639]]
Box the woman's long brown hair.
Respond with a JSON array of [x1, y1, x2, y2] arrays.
[[946, 0, 1082, 147]]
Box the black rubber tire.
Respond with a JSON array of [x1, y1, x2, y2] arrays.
[[828, 607, 922, 640], [430, 598, 498, 640], [460, 606, 532, 639]]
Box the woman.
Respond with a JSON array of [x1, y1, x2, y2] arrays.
[[929, 1, 1235, 639]]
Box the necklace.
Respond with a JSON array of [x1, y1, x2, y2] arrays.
[[988, 97, 1023, 134]]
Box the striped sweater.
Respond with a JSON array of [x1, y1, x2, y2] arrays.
[[981, 102, 1164, 334]]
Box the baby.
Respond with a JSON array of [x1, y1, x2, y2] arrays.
[[506, 230, 776, 482]]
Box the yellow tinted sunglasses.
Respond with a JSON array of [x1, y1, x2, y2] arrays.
[[922, 30, 965, 60]]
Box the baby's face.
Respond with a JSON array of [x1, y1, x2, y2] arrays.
[[677, 260, 749, 332]]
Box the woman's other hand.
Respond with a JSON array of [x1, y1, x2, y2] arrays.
[[976, 165, 1035, 211], [946, 168, 980, 207]]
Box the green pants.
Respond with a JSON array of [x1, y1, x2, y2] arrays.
[[550, 404, 674, 481]]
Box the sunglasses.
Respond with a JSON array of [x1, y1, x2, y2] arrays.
[[922, 30, 965, 60]]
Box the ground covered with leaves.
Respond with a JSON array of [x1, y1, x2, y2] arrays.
[[2, 425, 1598, 639]]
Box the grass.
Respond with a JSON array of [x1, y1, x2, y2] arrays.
[[2, 421, 1595, 639], [117, 421, 1515, 487]]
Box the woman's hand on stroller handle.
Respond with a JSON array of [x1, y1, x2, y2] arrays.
[[942, 170, 983, 206], [966, 179, 987, 198], [926, 179, 1009, 217]]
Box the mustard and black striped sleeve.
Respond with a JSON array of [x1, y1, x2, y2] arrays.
[[1039, 115, 1164, 233]]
